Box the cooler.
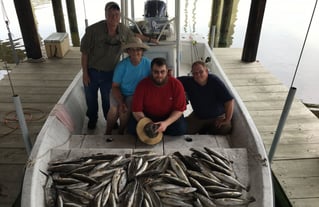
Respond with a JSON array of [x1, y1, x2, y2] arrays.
[[44, 32, 70, 58]]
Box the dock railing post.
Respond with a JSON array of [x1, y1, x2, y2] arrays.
[[13, 95, 33, 156], [209, 25, 215, 50], [268, 87, 296, 163], [175, 0, 181, 77], [4, 61, 32, 156]]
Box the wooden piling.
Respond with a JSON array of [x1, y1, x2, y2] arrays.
[[218, 0, 239, 47], [241, 0, 266, 62], [52, 0, 66, 32], [65, 0, 80, 46], [13, 0, 42, 60], [209, 0, 222, 47]]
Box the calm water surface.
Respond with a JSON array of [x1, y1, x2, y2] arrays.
[[1, 0, 318, 104]]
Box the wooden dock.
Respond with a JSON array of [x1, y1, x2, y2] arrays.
[[214, 48, 319, 207], [0, 47, 318, 206], [0, 48, 81, 206]]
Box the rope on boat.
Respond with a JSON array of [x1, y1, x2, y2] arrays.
[[192, 0, 198, 33], [191, 39, 200, 63], [184, 0, 189, 33]]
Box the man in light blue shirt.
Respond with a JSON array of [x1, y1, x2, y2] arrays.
[[106, 37, 151, 134]]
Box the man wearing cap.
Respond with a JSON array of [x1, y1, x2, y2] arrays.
[[105, 37, 151, 135], [178, 60, 234, 135], [80, 2, 158, 130], [128, 57, 187, 141]]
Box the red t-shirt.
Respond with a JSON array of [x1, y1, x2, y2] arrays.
[[132, 76, 186, 118]]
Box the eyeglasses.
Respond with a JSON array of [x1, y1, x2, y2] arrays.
[[191, 70, 204, 76], [152, 70, 167, 75]]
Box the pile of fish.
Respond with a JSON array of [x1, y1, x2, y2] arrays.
[[44, 147, 255, 206]]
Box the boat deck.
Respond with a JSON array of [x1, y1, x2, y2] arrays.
[[0, 47, 318, 206], [50, 134, 238, 169], [48, 133, 250, 201], [63, 134, 231, 154]]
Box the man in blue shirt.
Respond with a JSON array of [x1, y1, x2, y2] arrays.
[[178, 60, 234, 135], [105, 37, 151, 134]]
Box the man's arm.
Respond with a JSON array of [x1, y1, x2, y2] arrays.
[[81, 53, 90, 86], [216, 99, 234, 128], [224, 99, 234, 122], [156, 110, 183, 133], [135, 33, 159, 44], [133, 112, 146, 122]]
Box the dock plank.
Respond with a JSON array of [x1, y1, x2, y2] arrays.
[[0, 165, 25, 207], [214, 48, 319, 207], [0, 148, 28, 164], [0, 47, 81, 206]]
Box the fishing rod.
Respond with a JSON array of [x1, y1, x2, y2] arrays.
[[1, 0, 32, 156], [268, 0, 318, 162], [82, 0, 88, 28], [1, 0, 19, 65]]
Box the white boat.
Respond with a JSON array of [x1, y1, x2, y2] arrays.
[[21, 1, 273, 206], [21, 38, 274, 206]]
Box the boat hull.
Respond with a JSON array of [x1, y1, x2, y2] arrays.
[[21, 38, 273, 207]]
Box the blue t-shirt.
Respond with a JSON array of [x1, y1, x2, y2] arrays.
[[113, 56, 151, 96], [178, 74, 233, 119]]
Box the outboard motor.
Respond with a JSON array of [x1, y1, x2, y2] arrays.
[[143, 0, 171, 40], [144, 0, 167, 18], [129, 0, 173, 40]]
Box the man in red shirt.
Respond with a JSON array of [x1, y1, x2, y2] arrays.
[[128, 57, 187, 136]]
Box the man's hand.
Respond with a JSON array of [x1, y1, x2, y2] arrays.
[[154, 121, 168, 133], [215, 117, 230, 128], [83, 72, 90, 86]]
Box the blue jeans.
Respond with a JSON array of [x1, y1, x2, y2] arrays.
[[84, 68, 113, 122], [128, 114, 187, 136]]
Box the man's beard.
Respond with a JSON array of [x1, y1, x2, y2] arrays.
[[151, 76, 168, 86]]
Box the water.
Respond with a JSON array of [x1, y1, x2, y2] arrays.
[[1, 0, 318, 104], [238, 0, 319, 105]]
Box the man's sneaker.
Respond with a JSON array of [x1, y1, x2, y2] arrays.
[[87, 120, 97, 130]]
